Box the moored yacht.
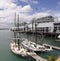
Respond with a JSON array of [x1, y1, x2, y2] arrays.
[[22, 40, 53, 52], [10, 41, 28, 57]]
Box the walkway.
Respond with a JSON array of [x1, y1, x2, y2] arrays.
[[27, 51, 47, 61]]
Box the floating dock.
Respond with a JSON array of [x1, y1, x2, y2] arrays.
[[27, 51, 47, 61], [43, 43, 60, 50]]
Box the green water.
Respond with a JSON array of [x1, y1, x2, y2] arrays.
[[0, 30, 34, 61], [0, 30, 60, 61]]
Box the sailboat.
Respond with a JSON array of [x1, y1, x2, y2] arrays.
[[10, 13, 28, 57]]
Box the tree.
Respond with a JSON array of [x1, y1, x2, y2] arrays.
[[47, 55, 56, 61]]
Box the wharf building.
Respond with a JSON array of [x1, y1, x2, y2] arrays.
[[26, 16, 60, 35], [12, 16, 60, 36]]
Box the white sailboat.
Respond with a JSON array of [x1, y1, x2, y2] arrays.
[[10, 13, 28, 57], [10, 41, 27, 57], [22, 40, 53, 52]]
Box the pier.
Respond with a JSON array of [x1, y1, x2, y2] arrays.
[[27, 51, 47, 61], [43, 43, 60, 50]]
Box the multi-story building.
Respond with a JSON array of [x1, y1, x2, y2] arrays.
[[27, 16, 60, 35]]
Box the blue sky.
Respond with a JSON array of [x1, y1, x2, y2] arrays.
[[12, 0, 60, 13], [0, 0, 60, 23]]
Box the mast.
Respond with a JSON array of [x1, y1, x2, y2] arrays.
[[17, 33, 20, 50], [17, 14, 19, 30], [24, 23, 25, 32], [32, 18, 35, 42], [14, 12, 16, 26], [14, 13, 16, 44], [32, 20, 34, 31], [17, 14, 20, 50], [35, 23, 37, 44]]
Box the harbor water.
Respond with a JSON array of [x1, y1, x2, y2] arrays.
[[0, 30, 60, 61]]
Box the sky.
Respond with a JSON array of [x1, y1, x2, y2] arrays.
[[0, 0, 60, 25]]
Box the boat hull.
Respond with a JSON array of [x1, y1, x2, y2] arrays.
[[10, 42, 28, 57]]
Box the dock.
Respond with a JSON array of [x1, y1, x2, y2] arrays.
[[27, 51, 47, 61], [43, 43, 60, 50]]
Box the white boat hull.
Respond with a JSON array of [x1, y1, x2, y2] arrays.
[[22, 40, 53, 52], [10, 42, 28, 57]]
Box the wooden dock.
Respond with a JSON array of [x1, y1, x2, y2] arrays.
[[43, 43, 60, 50], [27, 51, 47, 61]]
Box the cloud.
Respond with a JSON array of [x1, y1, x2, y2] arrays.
[[0, 0, 33, 24], [20, 0, 38, 4], [20, 0, 28, 2], [0, 0, 17, 10], [53, 13, 60, 22], [0, 1, 53, 24], [33, 12, 50, 18], [0, 0, 60, 27], [24, 11, 51, 23], [0, 4, 32, 16], [32, 0, 38, 4], [20, 5, 33, 13], [0, 0, 12, 2], [57, 2, 60, 5]]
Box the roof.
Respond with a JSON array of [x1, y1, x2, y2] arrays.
[[34, 16, 54, 23]]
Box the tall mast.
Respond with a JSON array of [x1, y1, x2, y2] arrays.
[[32, 19, 34, 31], [14, 13, 16, 27], [14, 13, 16, 44], [35, 23, 37, 44], [32, 18, 34, 42], [17, 14, 19, 30], [17, 14, 20, 50]]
